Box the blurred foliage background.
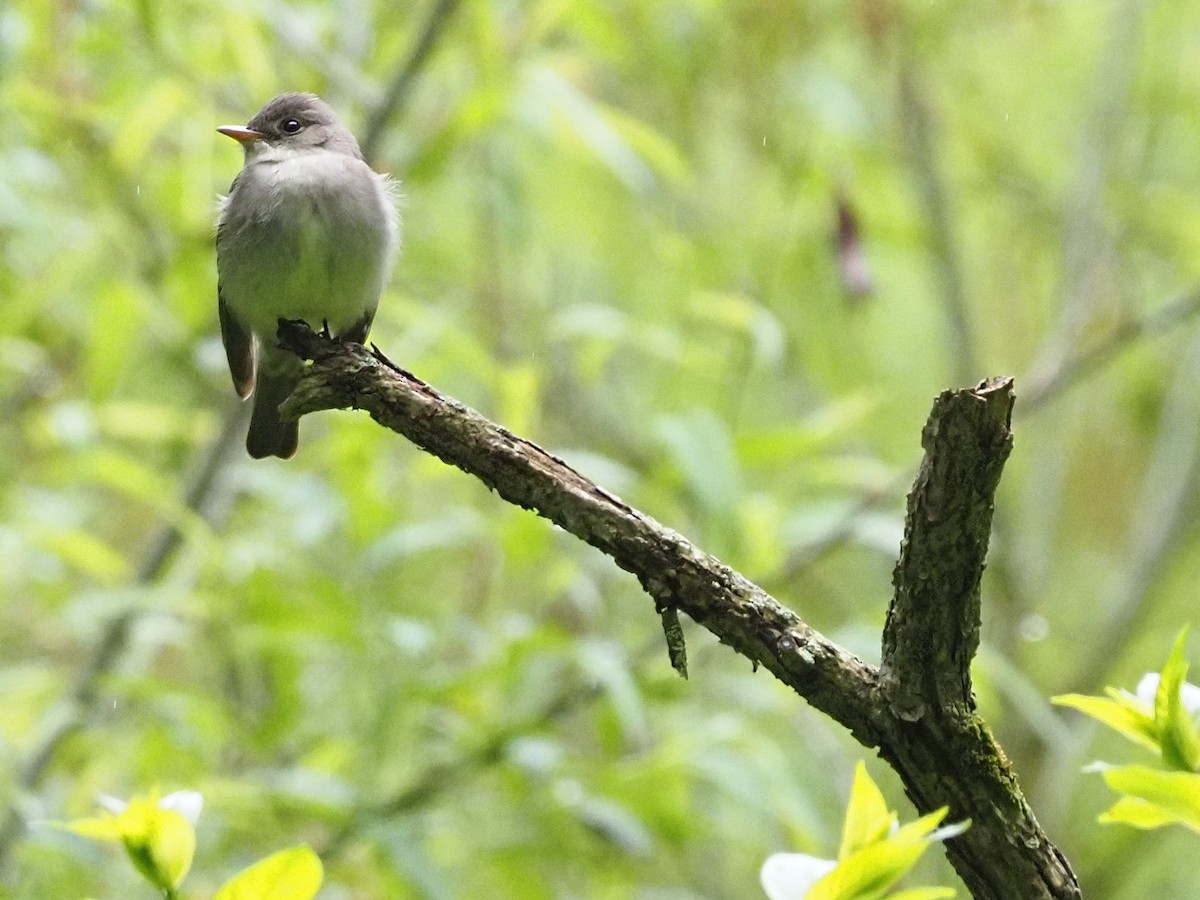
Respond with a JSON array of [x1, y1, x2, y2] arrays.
[[3, 0, 1200, 897]]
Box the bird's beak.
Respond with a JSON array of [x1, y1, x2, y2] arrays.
[[217, 125, 265, 145]]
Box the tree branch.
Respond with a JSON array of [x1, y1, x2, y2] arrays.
[[277, 323, 1079, 899], [898, 60, 976, 384], [360, 0, 462, 161], [1022, 283, 1200, 412], [882, 377, 1014, 720]]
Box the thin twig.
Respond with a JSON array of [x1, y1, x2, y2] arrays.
[[898, 59, 976, 383], [361, 0, 463, 161], [1026, 0, 1145, 388], [1063, 328, 1200, 693], [1022, 284, 1200, 411]]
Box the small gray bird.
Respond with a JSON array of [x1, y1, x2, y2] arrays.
[[216, 93, 399, 458]]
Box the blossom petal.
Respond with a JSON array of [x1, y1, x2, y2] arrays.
[[760, 852, 837, 900], [160, 790, 204, 826], [97, 795, 128, 814]]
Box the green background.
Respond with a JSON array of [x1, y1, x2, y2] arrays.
[[2, 0, 1199, 896]]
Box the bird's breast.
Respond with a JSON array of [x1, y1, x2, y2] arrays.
[[218, 152, 395, 338]]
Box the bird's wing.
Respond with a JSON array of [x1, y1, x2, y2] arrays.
[[215, 175, 256, 399], [218, 287, 255, 399]]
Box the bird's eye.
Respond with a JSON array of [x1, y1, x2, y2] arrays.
[[281, 118, 302, 134]]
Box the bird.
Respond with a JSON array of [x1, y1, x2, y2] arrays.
[[216, 92, 399, 459]]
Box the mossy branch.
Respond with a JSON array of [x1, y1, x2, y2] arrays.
[[277, 322, 1080, 899]]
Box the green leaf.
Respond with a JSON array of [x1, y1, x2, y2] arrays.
[[54, 815, 124, 842], [214, 845, 324, 900], [1155, 627, 1200, 770], [1099, 796, 1183, 830], [810, 837, 929, 900], [56, 794, 197, 891], [805, 769, 965, 900], [891, 807, 950, 843], [29, 524, 132, 585], [118, 803, 195, 891], [838, 762, 895, 859], [1051, 692, 1159, 754], [1099, 765, 1200, 832]]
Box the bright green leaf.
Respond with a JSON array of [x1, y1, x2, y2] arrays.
[[1099, 796, 1185, 830], [1099, 765, 1200, 832], [1051, 692, 1159, 754], [215, 845, 324, 900], [54, 793, 197, 891], [810, 836, 929, 900], [118, 801, 195, 890], [1155, 627, 1200, 771], [55, 815, 124, 842], [28, 524, 132, 585], [891, 807, 950, 844], [838, 762, 895, 859]]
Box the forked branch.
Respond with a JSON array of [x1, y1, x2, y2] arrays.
[[278, 322, 1080, 899]]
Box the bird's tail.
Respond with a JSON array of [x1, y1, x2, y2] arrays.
[[247, 370, 300, 459]]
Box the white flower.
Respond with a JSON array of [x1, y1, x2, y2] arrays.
[[97, 790, 204, 826], [760, 852, 837, 900], [1134, 674, 1200, 716]]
